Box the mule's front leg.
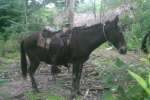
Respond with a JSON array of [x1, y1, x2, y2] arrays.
[[29, 73, 39, 92], [70, 63, 83, 99]]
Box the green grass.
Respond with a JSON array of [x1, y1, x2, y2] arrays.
[[24, 90, 81, 100], [25, 91, 65, 100], [0, 79, 9, 85], [0, 51, 19, 71]]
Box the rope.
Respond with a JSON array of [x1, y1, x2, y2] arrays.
[[102, 24, 108, 41]]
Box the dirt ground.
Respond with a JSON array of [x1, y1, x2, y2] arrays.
[[0, 49, 145, 100]]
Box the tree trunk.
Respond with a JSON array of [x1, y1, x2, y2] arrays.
[[66, 0, 75, 29], [93, 0, 96, 18], [24, 0, 28, 24], [24, 0, 28, 31]]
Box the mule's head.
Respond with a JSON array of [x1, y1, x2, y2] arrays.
[[104, 16, 127, 54]]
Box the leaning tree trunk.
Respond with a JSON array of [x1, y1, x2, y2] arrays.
[[24, 0, 28, 31], [66, 0, 76, 29], [93, 0, 96, 18]]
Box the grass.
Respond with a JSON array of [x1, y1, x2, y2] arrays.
[[0, 50, 19, 70], [25, 91, 65, 100], [0, 92, 11, 100]]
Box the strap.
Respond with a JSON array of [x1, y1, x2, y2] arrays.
[[102, 23, 108, 41]]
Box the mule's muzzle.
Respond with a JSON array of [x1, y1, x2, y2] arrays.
[[119, 46, 127, 54]]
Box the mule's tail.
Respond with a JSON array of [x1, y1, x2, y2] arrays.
[[141, 33, 149, 54], [21, 41, 27, 79]]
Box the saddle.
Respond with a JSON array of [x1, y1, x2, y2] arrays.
[[37, 27, 71, 50]]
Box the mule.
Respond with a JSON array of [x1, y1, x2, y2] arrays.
[[20, 15, 127, 99]]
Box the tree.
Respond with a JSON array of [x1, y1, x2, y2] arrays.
[[66, 0, 76, 28], [0, 0, 23, 40]]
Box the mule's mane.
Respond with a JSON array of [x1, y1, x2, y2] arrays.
[[71, 17, 117, 33], [72, 23, 103, 32]]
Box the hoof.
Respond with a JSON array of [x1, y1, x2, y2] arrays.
[[51, 66, 61, 74], [77, 91, 83, 96], [70, 91, 78, 100], [33, 89, 40, 93], [69, 95, 76, 100]]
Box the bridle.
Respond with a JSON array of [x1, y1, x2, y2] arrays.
[[102, 23, 115, 47]]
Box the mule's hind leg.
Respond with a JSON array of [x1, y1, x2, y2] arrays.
[[51, 65, 61, 82], [28, 61, 40, 92]]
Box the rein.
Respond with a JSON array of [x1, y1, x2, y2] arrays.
[[102, 23, 108, 41]]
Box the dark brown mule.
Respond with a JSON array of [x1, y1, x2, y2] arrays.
[[20, 16, 127, 99]]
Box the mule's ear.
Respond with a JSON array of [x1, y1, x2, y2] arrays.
[[114, 15, 119, 23]]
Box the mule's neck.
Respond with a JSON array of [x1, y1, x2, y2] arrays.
[[76, 24, 107, 54]]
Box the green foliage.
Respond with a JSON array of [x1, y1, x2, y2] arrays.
[[92, 54, 150, 100], [76, 0, 122, 13], [125, 23, 143, 49], [28, 7, 57, 31], [47, 95, 65, 100], [0, 0, 24, 41], [128, 70, 150, 96], [76, 0, 100, 12], [0, 0, 59, 56], [120, 0, 150, 49], [0, 79, 9, 86], [102, 91, 117, 100], [103, 0, 122, 9]]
